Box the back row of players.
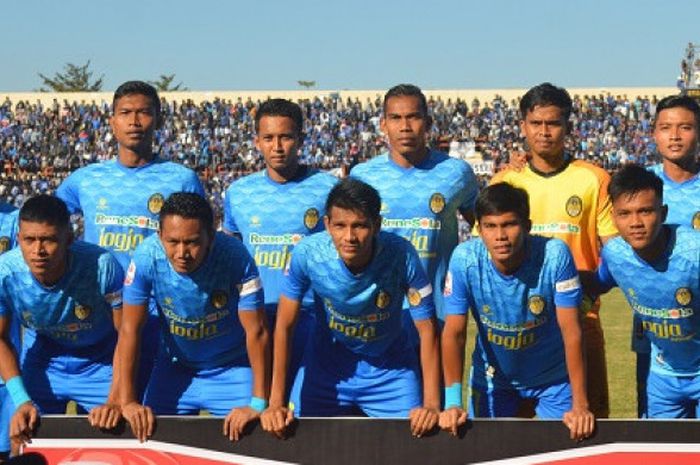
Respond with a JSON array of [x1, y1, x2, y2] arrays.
[[1, 81, 700, 456]]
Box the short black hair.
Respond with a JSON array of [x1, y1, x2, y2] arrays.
[[255, 98, 304, 135], [159, 193, 214, 232], [383, 83, 429, 117], [113, 80, 161, 115], [520, 82, 572, 121], [326, 178, 381, 223], [19, 195, 70, 229], [475, 183, 530, 223], [654, 95, 700, 130], [609, 164, 663, 203]]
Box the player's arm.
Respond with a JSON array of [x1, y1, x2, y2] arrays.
[[0, 315, 38, 447], [411, 316, 441, 437], [223, 306, 270, 442], [260, 295, 300, 439], [222, 188, 243, 240], [440, 314, 468, 436]]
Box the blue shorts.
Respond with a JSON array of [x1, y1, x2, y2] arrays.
[[290, 334, 421, 418], [470, 372, 572, 419], [0, 385, 10, 454], [267, 305, 315, 393], [144, 354, 252, 416], [647, 370, 700, 418]]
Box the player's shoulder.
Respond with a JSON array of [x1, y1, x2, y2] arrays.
[[671, 225, 700, 256], [647, 163, 664, 176], [601, 234, 629, 259], [568, 159, 611, 183], [304, 168, 338, 188], [350, 153, 390, 176], [0, 202, 17, 215], [378, 230, 412, 251], [537, 235, 574, 263], [451, 238, 486, 266], [0, 246, 23, 273], [132, 234, 162, 260], [70, 240, 117, 264], [212, 231, 250, 258], [151, 158, 198, 177]]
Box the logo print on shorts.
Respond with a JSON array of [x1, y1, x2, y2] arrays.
[[211, 290, 229, 309], [407, 288, 422, 307], [693, 212, 700, 230], [429, 193, 446, 214], [0, 237, 9, 253], [147, 193, 165, 214], [74, 304, 91, 321], [565, 195, 583, 217], [304, 208, 320, 231], [676, 287, 692, 306], [375, 290, 391, 309], [528, 295, 545, 315]]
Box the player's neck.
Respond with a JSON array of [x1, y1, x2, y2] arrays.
[[118, 148, 155, 168], [266, 163, 302, 183], [33, 262, 67, 287], [390, 147, 429, 168], [529, 151, 566, 174], [634, 226, 668, 264], [662, 156, 699, 183], [491, 246, 526, 276]]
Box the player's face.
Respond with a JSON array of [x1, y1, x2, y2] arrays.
[[520, 105, 567, 162], [653, 107, 699, 164], [159, 215, 213, 274], [110, 93, 158, 155], [478, 211, 528, 272], [324, 206, 380, 273], [255, 115, 301, 180], [381, 95, 430, 159], [18, 220, 72, 285], [612, 189, 667, 254]]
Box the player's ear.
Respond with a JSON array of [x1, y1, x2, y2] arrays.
[[323, 215, 331, 231]]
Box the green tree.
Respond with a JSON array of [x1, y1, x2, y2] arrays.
[[37, 60, 104, 92], [297, 80, 316, 89], [149, 74, 188, 91]]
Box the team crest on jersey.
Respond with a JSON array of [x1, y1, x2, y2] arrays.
[[407, 288, 422, 307], [211, 290, 229, 309], [528, 295, 545, 315], [693, 212, 700, 230], [147, 193, 165, 214], [0, 237, 9, 253], [443, 271, 453, 297], [375, 290, 391, 309], [676, 287, 692, 306], [74, 304, 91, 321], [304, 208, 320, 231], [565, 195, 583, 217], [429, 193, 446, 214]]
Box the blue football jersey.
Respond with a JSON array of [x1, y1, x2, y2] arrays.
[[57, 157, 205, 270], [123, 233, 264, 369], [223, 168, 336, 313], [649, 164, 700, 230], [598, 226, 700, 377], [351, 150, 478, 318], [282, 231, 435, 357], [0, 204, 19, 385], [0, 241, 123, 354], [444, 235, 582, 388]]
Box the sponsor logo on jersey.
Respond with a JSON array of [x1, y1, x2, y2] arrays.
[[147, 193, 165, 214], [565, 195, 583, 217], [0, 236, 9, 253], [382, 217, 441, 230], [676, 287, 692, 306], [528, 295, 545, 315], [429, 193, 446, 214], [95, 214, 159, 230], [125, 261, 136, 286], [304, 208, 320, 231], [211, 290, 229, 309], [375, 290, 391, 309], [693, 211, 700, 230], [74, 304, 91, 321], [248, 233, 303, 246]]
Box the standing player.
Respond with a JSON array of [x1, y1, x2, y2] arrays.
[[223, 98, 337, 374], [440, 183, 593, 441], [491, 83, 617, 418], [57, 81, 205, 406], [114, 193, 269, 442], [351, 84, 478, 323], [0, 195, 123, 446], [593, 165, 700, 418], [261, 179, 440, 438]]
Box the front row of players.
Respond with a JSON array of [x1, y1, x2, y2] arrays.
[[1, 166, 699, 447]]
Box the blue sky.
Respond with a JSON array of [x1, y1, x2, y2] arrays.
[[2, 0, 697, 91]]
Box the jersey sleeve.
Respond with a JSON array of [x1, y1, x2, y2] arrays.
[[595, 171, 617, 238], [122, 251, 154, 306], [552, 241, 583, 309], [280, 243, 311, 302], [443, 245, 471, 316], [56, 172, 83, 215], [236, 247, 264, 311], [595, 251, 617, 292], [222, 188, 240, 234], [99, 251, 125, 310], [184, 170, 206, 197], [403, 242, 436, 321], [459, 162, 479, 212]]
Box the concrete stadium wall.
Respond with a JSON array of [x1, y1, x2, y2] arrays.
[[0, 87, 679, 108]]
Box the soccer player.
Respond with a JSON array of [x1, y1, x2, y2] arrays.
[[350, 84, 478, 323], [261, 178, 440, 438], [491, 83, 617, 418], [57, 80, 205, 408], [440, 183, 593, 441], [0, 195, 123, 446], [223, 98, 337, 375], [115, 193, 269, 442], [593, 165, 700, 418]]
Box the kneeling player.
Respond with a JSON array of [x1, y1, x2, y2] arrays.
[[115, 193, 269, 442], [592, 165, 700, 418], [440, 183, 594, 441], [261, 178, 440, 438], [0, 195, 123, 446]]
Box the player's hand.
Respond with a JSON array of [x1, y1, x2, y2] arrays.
[[223, 406, 259, 442], [122, 402, 154, 443], [88, 403, 122, 430], [10, 402, 38, 446], [260, 405, 294, 439], [409, 406, 439, 438], [439, 407, 467, 437], [563, 406, 595, 441]]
